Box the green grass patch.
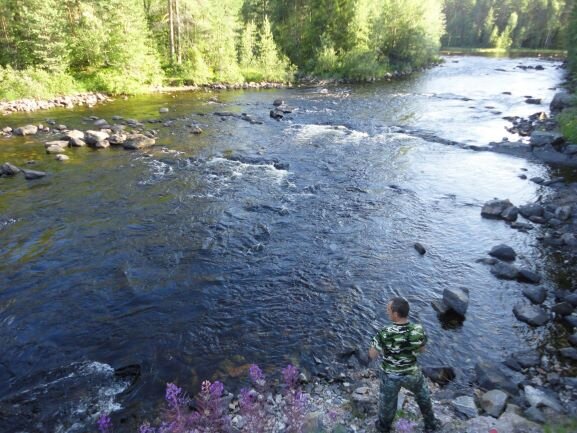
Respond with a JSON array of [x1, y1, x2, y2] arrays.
[[557, 106, 577, 143], [544, 418, 577, 433]]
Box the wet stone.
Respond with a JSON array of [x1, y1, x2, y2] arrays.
[[452, 395, 478, 418], [443, 287, 469, 316], [524, 406, 546, 424], [552, 302, 574, 316], [475, 361, 518, 395], [513, 304, 550, 326], [522, 286, 547, 304], [481, 199, 514, 219], [563, 314, 577, 329], [523, 385, 563, 413], [505, 350, 541, 371], [519, 204, 544, 218], [491, 261, 519, 280], [517, 269, 541, 284], [1, 162, 21, 176], [489, 244, 517, 261], [422, 366, 456, 386], [22, 169, 46, 180], [559, 347, 577, 361]]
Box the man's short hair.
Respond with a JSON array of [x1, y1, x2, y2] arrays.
[[390, 297, 409, 318]]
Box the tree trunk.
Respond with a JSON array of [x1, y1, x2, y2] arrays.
[[168, 0, 175, 64], [175, 0, 181, 64]]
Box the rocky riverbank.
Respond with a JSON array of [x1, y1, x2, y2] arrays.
[[0, 92, 111, 115]]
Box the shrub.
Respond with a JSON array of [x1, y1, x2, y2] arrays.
[[0, 66, 82, 100], [557, 106, 577, 143]]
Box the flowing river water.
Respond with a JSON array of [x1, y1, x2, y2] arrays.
[[0, 56, 569, 432]]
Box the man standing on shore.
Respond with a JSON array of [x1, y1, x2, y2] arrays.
[[369, 297, 441, 433]]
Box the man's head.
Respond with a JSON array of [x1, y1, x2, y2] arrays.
[[387, 297, 409, 322]]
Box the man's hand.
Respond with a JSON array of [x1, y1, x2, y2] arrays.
[[368, 346, 379, 361]]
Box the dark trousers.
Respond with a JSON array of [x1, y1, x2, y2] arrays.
[[377, 369, 436, 432]]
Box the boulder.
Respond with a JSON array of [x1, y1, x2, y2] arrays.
[[123, 134, 156, 150], [563, 313, 577, 329], [351, 386, 375, 416], [505, 350, 541, 371], [501, 206, 518, 221], [519, 204, 544, 219], [522, 286, 547, 304], [523, 385, 563, 412], [525, 98, 542, 105], [480, 389, 508, 417], [563, 293, 577, 307], [422, 366, 456, 385], [524, 406, 546, 424], [555, 205, 572, 221], [528, 215, 546, 224], [1, 162, 21, 176], [550, 92, 575, 113], [273, 99, 284, 106], [452, 396, 478, 418], [561, 233, 577, 247], [530, 131, 564, 148], [513, 304, 550, 326], [93, 140, 110, 149], [517, 269, 541, 284], [21, 169, 46, 180], [559, 347, 577, 361], [489, 244, 516, 262], [84, 130, 110, 146], [159, 107, 169, 113], [490, 261, 519, 280], [564, 144, 577, 155], [64, 130, 85, 141], [270, 109, 284, 120], [552, 302, 574, 316], [46, 144, 66, 154], [55, 154, 70, 161], [481, 199, 514, 219], [443, 287, 469, 316], [431, 299, 450, 315], [2, 126, 12, 133], [93, 118, 109, 127], [461, 409, 541, 433], [69, 137, 86, 147], [108, 134, 127, 145], [509, 221, 533, 231], [568, 333, 577, 346], [13, 125, 38, 136], [475, 361, 518, 395]]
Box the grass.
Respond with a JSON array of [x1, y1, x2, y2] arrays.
[[557, 106, 577, 143]]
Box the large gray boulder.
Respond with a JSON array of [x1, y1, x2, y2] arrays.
[[522, 286, 547, 304], [475, 361, 518, 395], [443, 287, 469, 316], [523, 385, 563, 412], [505, 350, 541, 371], [452, 396, 478, 418], [13, 125, 38, 136], [491, 261, 519, 280], [550, 92, 575, 113], [480, 389, 508, 417], [561, 233, 577, 247], [555, 205, 572, 221], [513, 304, 550, 326], [529, 131, 564, 148], [1, 162, 21, 176], [64, 130, 85, 141], [519, 204, 544, 219], [517, 269, 541, 284], [123, 134, 156, 150], [481, 199, 515, 219], [489, 244, 516, 262], [84, 130, 110, 146]]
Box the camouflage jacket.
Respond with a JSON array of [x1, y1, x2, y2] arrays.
[[372, 322, 427, 375]]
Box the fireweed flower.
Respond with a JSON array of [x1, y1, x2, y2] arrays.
[[248, 364, 265, 387], [97, 414, 113, 433], [395, 418, 416, 433], [282, 364, 299, 389], [209, 381, 224, 398]]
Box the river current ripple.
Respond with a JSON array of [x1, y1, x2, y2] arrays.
[[0, 56, 565, 431]]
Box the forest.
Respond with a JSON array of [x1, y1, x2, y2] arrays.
[[0, 0, 575, 100]]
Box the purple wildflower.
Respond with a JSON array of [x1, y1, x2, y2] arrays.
[[209, 381, 224, 398], [395, 418, 417, 433], [97, 414, 113, 433], [138, 422, 156, 433], [282, 364, 299, 389], [248, 364, 265, 386]]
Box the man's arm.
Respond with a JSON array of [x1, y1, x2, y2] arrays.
[[368, 346, 380, 360]]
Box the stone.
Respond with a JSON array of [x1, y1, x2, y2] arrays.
[[93, 118, 109, 127], [525, 98, 541, 105], [414, 242, 426, 255], [519, 204, 544, 219], [489, 244, 516, 261], [524, 406, 546, 424], [1, 162, 21, 176], [351, 386, 374, 416], [561, 233, 577, 247], [431, 299, 450, 315], [270, 109, 284, 120], [2, 126, 12, 133], [559, 347, 577, 361], [552, 302, 574, 316], [64, 130, 85, 141], [491, 261, 519, 280], [522, 286, 547, 304], [563, 313, 577, 329], [505, 350, 541, 371], [108, 134, 127, 145], [84, 130, 110, 146], [191, 126, 203, 135], [509, 221, 534, 231], [159, 107, 169, 113], [564, 144, 577, 155], [550, 92, 575, 113], [517, 269, 541, 284], [273, 99, 284, 106], [46, 144, 66, 154], [481, 199, 514, 219], [476, 361, 518, 395], [513, 304, 550, 326], [569, 333, 577, 346], [21, 169, 46, 180], [530, 177, 544, 184], [563, 293, 577, 307], [69, 137, 86, 147], [443, 287, 469, 316], [530, 130, 564, 147], [55, 154, 70, 161], [13, 125, 38, 136], [528, 216, 546, 224], [93, 140, 110, 149], [461, 410, 541, 433], [476, 257, 498, 265], [555, 205, 572, 221], [123, 134, 156, 150], [501, 206, 519, 221], [480, 390, 508, 417], [422, 366, 456, 385], [523, 385, 563, 412], [452, 395, 478, 418]]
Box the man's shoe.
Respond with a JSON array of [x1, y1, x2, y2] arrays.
[[374, 420, 391, 433], [424, 419, 442, 432]]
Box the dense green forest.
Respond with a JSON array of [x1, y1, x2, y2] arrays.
[[0, 0, 575, 100], [442, 0, 572, 50]]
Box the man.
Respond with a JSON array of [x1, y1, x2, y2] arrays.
[[369, 297, 440, 433]]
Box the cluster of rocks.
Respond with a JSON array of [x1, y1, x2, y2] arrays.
[[503, 111, 555, 136], [0, 93, 109, 115], [0, 162, 46, 180], [270, 99, 294, 120]]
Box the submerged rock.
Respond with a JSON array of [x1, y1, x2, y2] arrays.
[[13, 125, 38, 136], [513, 304, 550, 326], [1, 162, 21, 176], [21, 169, 46, 180], [517, 269, 541, 284], [522, 286, 547, 304], [414, 242, 426, 255], [489, 244, 516, 262], [490, 261, 519, 280], [443, 287, 469, 316]]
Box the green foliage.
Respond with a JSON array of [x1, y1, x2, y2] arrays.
[[544, 419, 577, 433], [0, 66, 82, 100], [567, 0, 577, 75], [557, 107, 577, 143]]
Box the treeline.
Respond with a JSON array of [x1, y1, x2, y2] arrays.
[[443, 0, 572, 50], [0, 0, 446, 99]]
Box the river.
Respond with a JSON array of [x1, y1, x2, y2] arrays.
[[0, 55, 567, 432]]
